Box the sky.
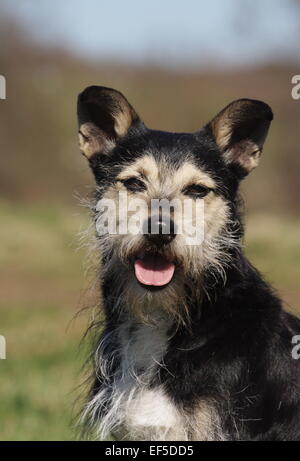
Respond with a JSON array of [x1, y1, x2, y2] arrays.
[[1, 0, 300, 67]]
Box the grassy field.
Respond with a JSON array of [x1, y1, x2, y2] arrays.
[[0, 200, 299, 440], [0, 201, 90, 440]]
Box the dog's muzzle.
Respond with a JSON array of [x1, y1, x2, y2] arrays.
[[143, 216, 176, 248]]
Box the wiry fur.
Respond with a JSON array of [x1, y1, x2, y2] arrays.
[[76, 86, 300, 441]]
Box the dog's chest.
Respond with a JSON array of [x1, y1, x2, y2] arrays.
[[99, 317, 224, 441], [110, 318, 188, 440], [118, 316, 170, 373]]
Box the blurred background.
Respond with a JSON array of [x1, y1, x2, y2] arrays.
[[0, 0, 299, 440]]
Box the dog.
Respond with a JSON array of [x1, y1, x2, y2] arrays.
[[77, 86, 300, 441]]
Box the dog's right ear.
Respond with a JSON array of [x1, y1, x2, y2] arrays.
[[77, 86, 141, 159], [207, 98, 273, 177]]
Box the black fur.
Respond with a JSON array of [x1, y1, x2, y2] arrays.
[[77, 86, 300, 441]]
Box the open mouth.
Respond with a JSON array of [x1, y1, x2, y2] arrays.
[[134, 253, 175, 288]]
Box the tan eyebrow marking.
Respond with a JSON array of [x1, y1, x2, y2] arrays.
[[174, 163, 216, 190], [116, 155, 158, 182], [116, 172, 142, 181], [136, 169, 148, 180]]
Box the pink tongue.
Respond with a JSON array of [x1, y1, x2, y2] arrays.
[[134, 254, 175, 287]]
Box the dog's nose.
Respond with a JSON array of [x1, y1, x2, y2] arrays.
[[143, 216, 176, 246]]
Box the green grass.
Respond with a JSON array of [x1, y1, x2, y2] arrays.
[[0, 201, 299, 440], [0, 303, 88, 440], [0, 201, 90, 440], [245, 213, 300, 314]]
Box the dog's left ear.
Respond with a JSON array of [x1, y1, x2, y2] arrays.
[[207, 99, 273, 177], [77, 86, 141, 159]]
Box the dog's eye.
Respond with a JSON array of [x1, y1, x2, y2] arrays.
[[183, 184, 211, 198], [121, 177, 146, 192]]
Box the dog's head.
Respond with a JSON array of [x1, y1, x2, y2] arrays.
[[77, 86, 273, 322]]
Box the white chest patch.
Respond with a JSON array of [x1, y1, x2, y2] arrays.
[[89, 316, 187, 440], [107, 317, 187, 440], [113, 386, 187, 441], [87, 315, 224, 441]]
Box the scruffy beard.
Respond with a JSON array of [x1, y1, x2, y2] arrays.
[[96, 217, 241, 326], [99, 237, 190, 326]]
